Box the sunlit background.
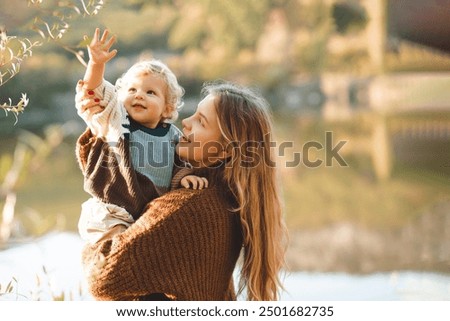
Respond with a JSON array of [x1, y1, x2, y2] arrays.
[[1, 0, 449, 300]]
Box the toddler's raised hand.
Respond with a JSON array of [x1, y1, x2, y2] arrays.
[[86, 28, 117, 65]]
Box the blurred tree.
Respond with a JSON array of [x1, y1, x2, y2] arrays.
[[332, 1, 368, 34], [162, 0, 341, 80], [164, 0, 274, 79], [294, 0, 334, 74], [0, 0, 386, 126], [168, 0, 270, 53], [1, 0, 106, 243]]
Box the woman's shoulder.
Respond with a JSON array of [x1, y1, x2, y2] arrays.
[[139, 185, 235, 225], [160, 185, 233, 211]]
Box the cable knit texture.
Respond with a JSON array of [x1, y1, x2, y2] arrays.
[[81, 185, 243, 301], [77, 123, 243, 300], [76, 128, 160, 219], [76, 128, 192, 220]]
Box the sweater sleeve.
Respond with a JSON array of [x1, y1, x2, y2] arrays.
[[81, 188, 242, 300], [76, 128, 160, 219], [75, 79, 124, 142]]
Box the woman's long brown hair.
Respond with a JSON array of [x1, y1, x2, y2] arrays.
[[202, 81, 288, 300]]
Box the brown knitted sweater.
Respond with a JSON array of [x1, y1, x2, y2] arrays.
[[81, 184, 243, 300], [76, 127, 190, 220]]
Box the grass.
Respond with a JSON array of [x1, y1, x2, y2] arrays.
[[0, 267, 88, 301]]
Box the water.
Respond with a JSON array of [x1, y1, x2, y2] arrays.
[[281, 271, 450, 301], [0, 233, 449, 301]]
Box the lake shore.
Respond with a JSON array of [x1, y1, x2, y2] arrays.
[[287, 204, 450, 273], [1, 231, 449, 300]]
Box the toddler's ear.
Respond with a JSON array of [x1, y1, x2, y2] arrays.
[[162, 106, 171, 119]]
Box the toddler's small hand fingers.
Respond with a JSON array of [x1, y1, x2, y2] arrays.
[[106, 50, 117, 61], [181, 178, 190, 189], [100, 29, 109, 43], [91, 28, 100, 45], [190, 179, 198, 190], [105, 35, 116, 50]]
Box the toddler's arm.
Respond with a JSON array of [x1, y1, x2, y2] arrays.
[[83, 28, 117, 90], [76, 29, 123, 140]]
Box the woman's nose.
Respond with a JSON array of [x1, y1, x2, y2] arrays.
[[182, 116, 192, 130]]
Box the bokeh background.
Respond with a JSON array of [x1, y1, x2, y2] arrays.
[[1, 0, 449, 300]]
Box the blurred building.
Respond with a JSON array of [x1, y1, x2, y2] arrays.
[[317, 0, 450, 179]]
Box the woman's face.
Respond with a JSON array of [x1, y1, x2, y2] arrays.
[[176, 94, 226, 167]]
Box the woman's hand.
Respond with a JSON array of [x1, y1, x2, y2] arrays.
[[76, 80, 105, 116], [86, 28, 117, 65]]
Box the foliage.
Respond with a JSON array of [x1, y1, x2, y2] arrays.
[[168, 0, 270, 53], [0, 0, 106, 122], [0, 93, 29, 125], [0, 27, 36, 122], [1, 0, 447, 131], [332, 1, 368, 34], [0, 28, 41, 86], [293, 0, 334, 75]]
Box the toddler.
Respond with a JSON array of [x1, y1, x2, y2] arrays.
[[76, 28, 205, 243]]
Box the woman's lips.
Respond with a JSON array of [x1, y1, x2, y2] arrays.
[[179, 135, 190, 143]]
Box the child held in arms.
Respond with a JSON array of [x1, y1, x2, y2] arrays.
[[75, 28, 207, 244]]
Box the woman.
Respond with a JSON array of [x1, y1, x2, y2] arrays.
[[78, 81, 288, 301]]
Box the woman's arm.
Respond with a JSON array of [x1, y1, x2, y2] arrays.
[[75, 79, 123, 140], [81, 188, 241, 300]]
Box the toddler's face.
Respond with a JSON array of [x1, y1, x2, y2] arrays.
[[120, 72, 168, 129]]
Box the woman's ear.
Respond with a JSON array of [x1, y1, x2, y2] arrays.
[[217, 150, 229, 160], [207, 141, 230, 164], [219, 142, 233, 160], [210, 149, 231, 166]]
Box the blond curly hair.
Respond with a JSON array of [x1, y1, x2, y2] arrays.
[[116, 59, 184, 122]]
